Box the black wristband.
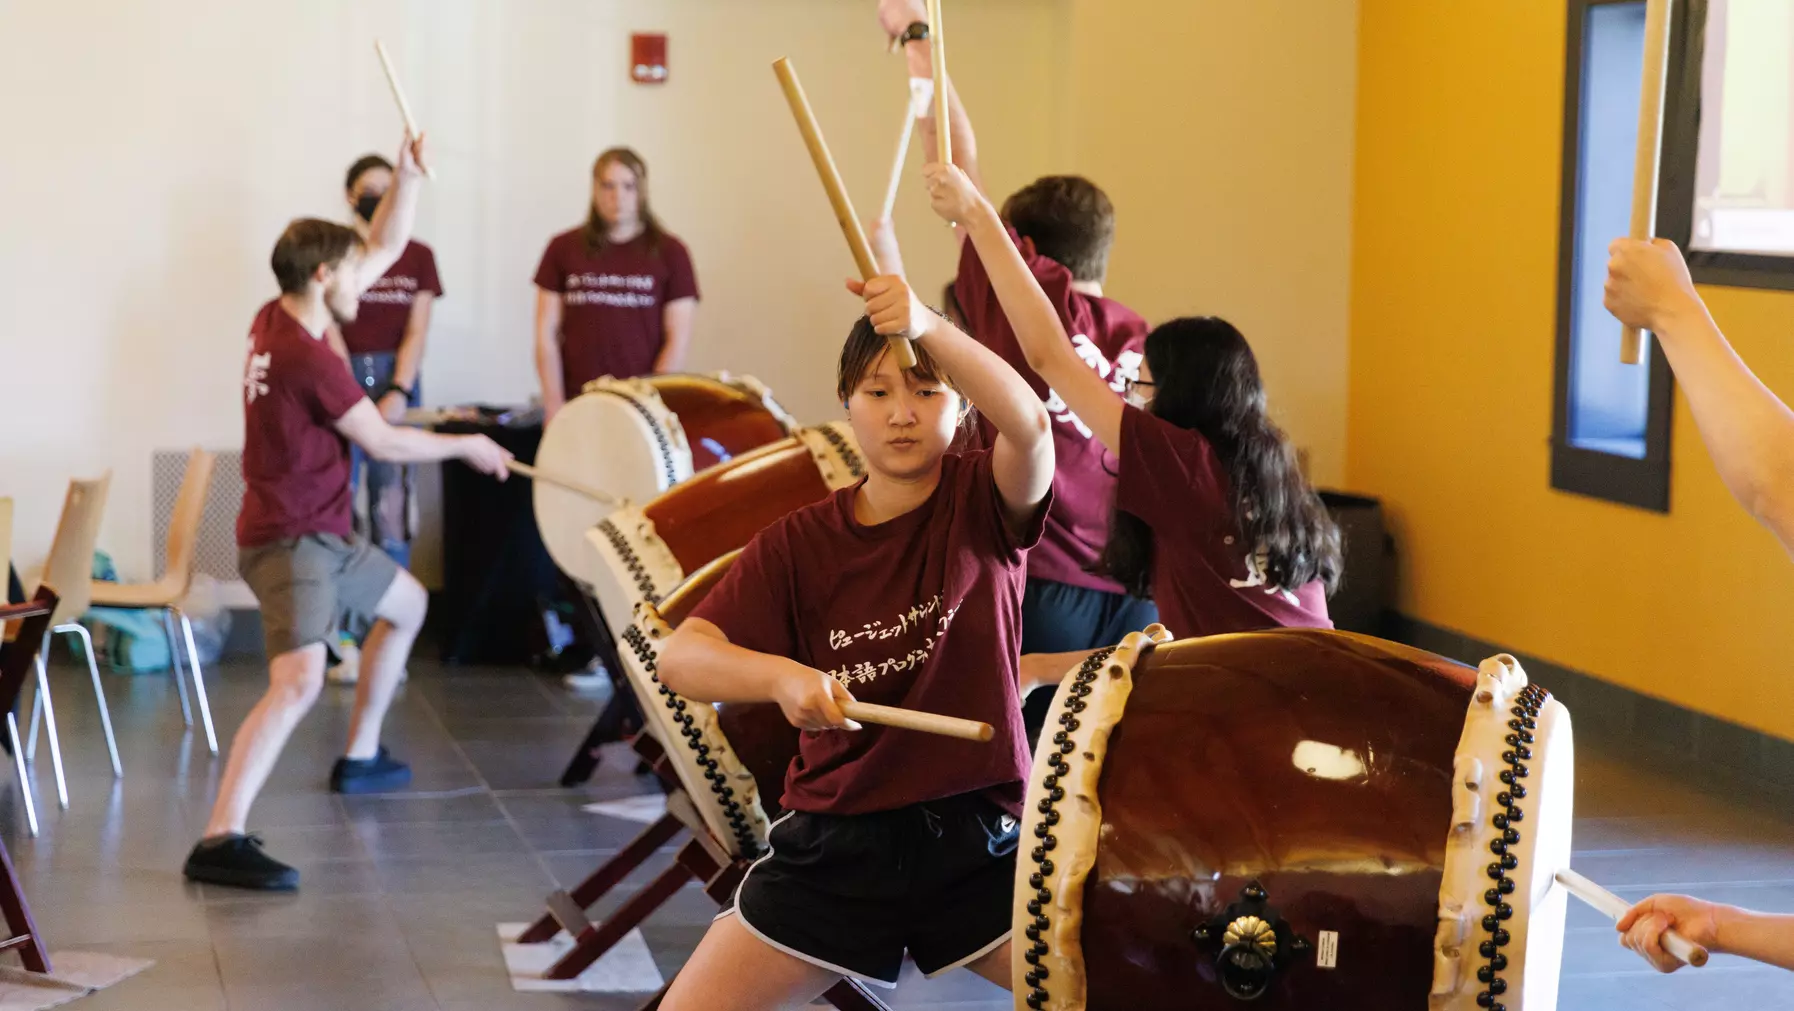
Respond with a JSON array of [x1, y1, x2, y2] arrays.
[[381, 382, 413, 401], [899, 21, 930, 46]]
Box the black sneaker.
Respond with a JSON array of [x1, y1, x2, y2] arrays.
[[330, 746, 412, 794], [183, 834, 299, 891]]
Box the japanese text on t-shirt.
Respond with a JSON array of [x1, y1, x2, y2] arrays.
[[360, 275, 423, 306], [564, 272, 658, 309], [824, 595, 961, 687], [1042, 334, 1144, 440], [244, 349, 271, 404]]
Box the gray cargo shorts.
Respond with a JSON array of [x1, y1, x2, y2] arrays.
[[239, 532, 400, 657]]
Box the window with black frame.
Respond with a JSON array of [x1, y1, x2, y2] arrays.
[[1660, 0, 1794, 292], [1551, 0, 1677, 512]]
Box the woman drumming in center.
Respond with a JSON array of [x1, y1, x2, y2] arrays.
[[653, 176, 1061, 1007]]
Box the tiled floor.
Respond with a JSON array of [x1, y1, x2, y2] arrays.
[[2, 655, 1791, 1010]]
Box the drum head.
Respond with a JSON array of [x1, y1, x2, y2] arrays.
[[534, 391, 681, 588]]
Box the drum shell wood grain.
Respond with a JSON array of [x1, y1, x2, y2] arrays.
[[643, 437, 834, 575], [1080, 630, 1476, 1010]]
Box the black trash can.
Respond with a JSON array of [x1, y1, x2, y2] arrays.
[[1318, 491, 1395, 637]]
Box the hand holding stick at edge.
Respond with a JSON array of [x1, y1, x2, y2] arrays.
[[1556, 869, 1709, 968], [375, 40, 435, 180], [1619, 0, 1672, 364]]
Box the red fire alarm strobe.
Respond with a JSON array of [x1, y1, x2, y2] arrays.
[[632, 33, 668, 84]]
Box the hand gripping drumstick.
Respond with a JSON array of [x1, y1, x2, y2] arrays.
[[927, 0, 951, 167], [640, 602, 992, 742], [506, 461, 623, 509], [374, 40, 435, 180], [1555, 868, 1710, 967], [772, 57, 920, 371], [1620, 0, 1672, 365]]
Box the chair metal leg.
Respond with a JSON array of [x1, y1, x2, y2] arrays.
[[175, 611, 218, 755], [162, 610, 192, 726], [29, 647, 67, 810], [59, 624, 120, 778], [6, 715, 37, 838]]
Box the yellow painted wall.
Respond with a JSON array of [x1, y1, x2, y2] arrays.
[[1063, 0, 1361, 487], [1348, 1, 1794, 739]]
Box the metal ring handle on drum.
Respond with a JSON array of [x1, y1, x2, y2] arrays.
[[1216, 940, 1276, 1001]]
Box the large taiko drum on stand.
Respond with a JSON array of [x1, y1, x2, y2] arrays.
[[584, 421, 864, 631], [1016, 629, 1574, 1011], [618, 552, 799, 860], [534, 372, 798, 590]]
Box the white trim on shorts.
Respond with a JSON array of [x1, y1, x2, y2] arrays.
[[713, 810, 902, 990], [922, 925, 1013, 979]]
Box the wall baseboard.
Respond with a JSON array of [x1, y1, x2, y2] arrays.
[[1388, 613, 1794, 805]]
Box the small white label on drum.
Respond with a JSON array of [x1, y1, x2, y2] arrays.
[[1317, 931, 1339, 969]]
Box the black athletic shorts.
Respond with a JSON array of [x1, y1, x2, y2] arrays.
[[723, 791, 1020, 987], [1019, 577, 1159, 747]]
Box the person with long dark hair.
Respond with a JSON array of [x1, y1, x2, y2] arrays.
[[921, 165, 1339, 659], [532, 147, 699, 422]]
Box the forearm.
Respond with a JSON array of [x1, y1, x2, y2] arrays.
[[1657, 305, 1794, 552], [959, 201, 1076, 379], [904, 41, 981, 188], [535, 329, 566, 408], [1022, 651, 1098, 691], [364, 425, 471, 465], [361, 170, 421, 285], [659, 627, 798, 704], [919, 315, 1047, 451], [653, 299, 695, 372], [1715, 907, 1794, 970]]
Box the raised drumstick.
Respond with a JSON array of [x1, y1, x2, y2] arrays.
[[374, 39, 435, 180], [1555, 868, 1709, 967], [881, 78, 935, 221], [772, 57, 920, 371], [927, 0, 950, 166], [507, 461, 622, 509], [1620, 0, 1672, 365]]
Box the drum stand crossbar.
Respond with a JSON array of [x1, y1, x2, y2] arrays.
[[520, 733, 892, 1011]]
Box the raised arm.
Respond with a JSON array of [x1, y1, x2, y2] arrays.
[[879, 0, 982, 192], [534, 288, 568, 421], [659, 618, 857, 731], [854, 267, 1052, 526], [1606, 239, 1794, 557], [924, 162, 1125, 450], [333, 398, 512, 473], [354, 134, 430, 292]]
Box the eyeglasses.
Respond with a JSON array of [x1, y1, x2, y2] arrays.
[[1123, 378, 1157, 397]]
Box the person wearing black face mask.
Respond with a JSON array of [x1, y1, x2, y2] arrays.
[[325, 153, 445, 684]]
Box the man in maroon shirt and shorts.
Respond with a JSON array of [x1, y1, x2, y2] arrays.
[[879, 1, 1158, 741], [183, 136, 512, 891]]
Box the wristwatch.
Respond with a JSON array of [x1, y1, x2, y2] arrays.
[[899, 21, 930, 46], [381, 382, 413, 401]]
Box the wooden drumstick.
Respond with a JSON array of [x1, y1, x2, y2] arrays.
[[927, 0, 950, 166], [507, 461, 622, 508], [1620, 0, 1673, 365], [1555, 868, 1710, 967], [374, 39, 435, 180], [771, 57, 920, 371], [839, 702, 993, 742]]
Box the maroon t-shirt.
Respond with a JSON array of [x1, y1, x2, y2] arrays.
[[955, 229, 1147, 594], [1117, 405, 1331, 638], [340, 240, 443, 355], [237, 300, 368, 546], [692, 451, 1048, 816], [532, 228, 699, 394]]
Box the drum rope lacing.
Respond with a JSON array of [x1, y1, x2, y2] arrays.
[[610, 389, 681, 488], [622, 622, 762, 858], [1476, 681, 1548, 1011], [597, 519, 662, 605], [816, 423, 865, 478], [1023, 647, 1116, 1011]]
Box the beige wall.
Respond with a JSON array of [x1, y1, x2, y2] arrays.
[[1062, 0, 1360, 487], [0, 0, 1070, 584], [0, 0, 1360, 592]]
